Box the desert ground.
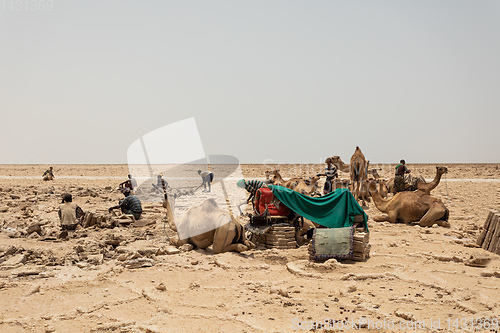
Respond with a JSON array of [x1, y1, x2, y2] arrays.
[[0, 163, 499, 333]]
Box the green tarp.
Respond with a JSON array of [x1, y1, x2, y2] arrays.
[[268, 186, 369, 232]]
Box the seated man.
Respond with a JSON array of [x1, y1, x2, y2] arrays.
[[198, 170, 214, 192], [58, 193, 85, 231], [394, 159, 411, 192], [109, 188, 142, 220], [43, 166, 55, 181], [152, 175, 168, 193]]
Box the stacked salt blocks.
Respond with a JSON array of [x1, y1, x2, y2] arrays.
[[265, 225, 297, 249]]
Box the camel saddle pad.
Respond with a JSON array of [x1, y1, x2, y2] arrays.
[[312, 227, 354, 260]]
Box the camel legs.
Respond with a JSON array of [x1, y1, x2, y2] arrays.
[[418, 203, 449, 227], [373, 210, 398, 223], [212, 222, 253, 254], [354, 181, 360, 201]]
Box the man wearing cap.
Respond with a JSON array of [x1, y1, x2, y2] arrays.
[[198, 170, 214, 192], [58, 193, 85, 231], [109, 188, 143, 220]]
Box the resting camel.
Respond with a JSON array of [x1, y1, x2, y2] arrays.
[[264, 170, 275, 185], [386, 166, 448, 195], [350, 146, 368, 205], [163, 196, 254, 254], [368, 181, 450, 227], [293, 176, 321, 196], [329, 156, 350, 173], [416, 166, 448, 194], [271, 170, 306, 189]]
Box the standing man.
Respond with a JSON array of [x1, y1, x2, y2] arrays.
[[119, 174, 138, 193], [43, 166, 55, 181], [129, 174, 138, 191], [109, 188, 142, 220], [394, 159, 411, 192], [317, 157, 338, 195], [198, 170, 214, 193]]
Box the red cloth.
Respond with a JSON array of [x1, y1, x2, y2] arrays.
[[255, 188, 290, 216]]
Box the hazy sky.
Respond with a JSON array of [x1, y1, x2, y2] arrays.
[[2, 1, 499, 164]]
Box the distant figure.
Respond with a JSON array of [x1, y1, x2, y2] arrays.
[[198, 170, 214, 192], [58, 193, 85, 231], [152, 175, 168, 193], [317, 157, 338, 195], [394, 159, 411, 192], [109, 188, 142, 220], [119, 174, 138, 192], [43, 166, 55, 181]]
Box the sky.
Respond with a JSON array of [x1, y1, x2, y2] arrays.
[[1, 0, 499, 164]]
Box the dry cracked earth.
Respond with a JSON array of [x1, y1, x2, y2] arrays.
[[0, 163, 499, 333]]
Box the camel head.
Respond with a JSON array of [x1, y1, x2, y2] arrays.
[[436, 166, 448, 175], [310, 175, 320, 184], [367, 179, 379, 194], [330, 156, 342, 164]]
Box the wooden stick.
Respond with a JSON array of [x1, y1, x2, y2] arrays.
[[487, 214, 500, 252], [484, 210, 496, 229], [482, 230, 494, 250], [477, 211, 495, 246], [477, 229, 488, 246]]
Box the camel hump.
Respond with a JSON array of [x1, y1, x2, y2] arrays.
[[202, 198, 219, 208], [177, 199, 230, 240]]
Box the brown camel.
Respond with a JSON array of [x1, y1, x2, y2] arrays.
[[329, 156, 350, 173], [163, 196, 254, 254], [416, 166, 448, 194], [368, 181, 450, 227], [264, 170, 275, 184], [350, 146, 368, 205], [386, 166, 448, 195], [271, 170, 304, 189], [293, 175, 321, 196], [333, 178, 350, 190]]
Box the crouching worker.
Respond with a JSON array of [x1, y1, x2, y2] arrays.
[[43, 166, 55, 181], [58, 193, 85, 231], [109, 188, 142, 220]]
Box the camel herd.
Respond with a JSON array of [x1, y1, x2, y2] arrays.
[[163, 146, 451, 254]]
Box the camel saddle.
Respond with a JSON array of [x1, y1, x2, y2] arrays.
[[254, 188, 291, 217]]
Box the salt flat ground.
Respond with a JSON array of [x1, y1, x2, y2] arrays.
[[0, 164, 499, 333]]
